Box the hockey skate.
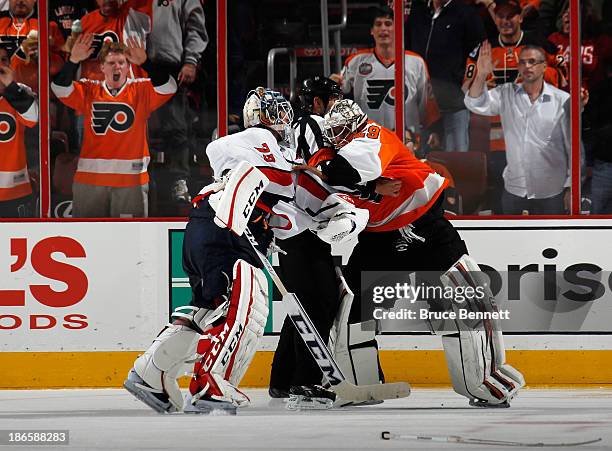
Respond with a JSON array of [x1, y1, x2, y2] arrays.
[[469, 398, 511, 408], [286, 385, 336, 411], [123, 368, 178, 414], [183, 393, 237, 415]]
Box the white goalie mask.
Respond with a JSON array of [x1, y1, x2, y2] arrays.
[[243, 87, 295, 146], [323, 99, 368, 149]]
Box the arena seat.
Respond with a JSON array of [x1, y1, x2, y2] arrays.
[[426, 151, 488, 215]]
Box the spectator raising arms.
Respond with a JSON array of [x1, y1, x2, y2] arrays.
[[463, 0, 563, 213], [465, 41, 572, 215], [0, 46, 37, 218], [79, 0, 153, 81], [51, 33, 177, 218], [0, 0, 65, 92]]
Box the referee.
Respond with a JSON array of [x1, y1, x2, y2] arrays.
[[268, 76, 343, 399]]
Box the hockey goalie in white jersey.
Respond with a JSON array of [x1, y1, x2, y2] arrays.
[[123, 87, 368, 414]]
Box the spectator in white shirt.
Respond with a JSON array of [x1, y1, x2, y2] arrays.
[[465, 41, 572, 214]]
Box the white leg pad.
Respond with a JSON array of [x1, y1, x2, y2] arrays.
[[133, 304, 229, 411], [134, 324, 199, 411], [439, 254, 525, 405]]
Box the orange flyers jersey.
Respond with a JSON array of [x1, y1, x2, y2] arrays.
[[341, 49, 440, 133], [52, 76, 175, 187], [0, 13, 65, 57], [312, 121, 447, 231], [464, 36, 561, 151], [79, 0, 152, 81], [0, 84, 38, 201]]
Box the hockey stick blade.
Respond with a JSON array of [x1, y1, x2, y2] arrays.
[[381, 432, 603, 447], [243, 228, 410, 402], [335, 380, 410, 403]]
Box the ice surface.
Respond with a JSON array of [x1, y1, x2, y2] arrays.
[[0, 388, 611, 450]]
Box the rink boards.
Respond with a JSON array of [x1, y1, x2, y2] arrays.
[[1, 219, 612, 388]]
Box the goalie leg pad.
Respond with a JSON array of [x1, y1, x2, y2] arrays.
[[438, 254, 525, 405], [189, 260, 269, 407], [127, 305, 227, 412]]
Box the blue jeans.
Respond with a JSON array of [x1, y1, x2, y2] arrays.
[[591, 159, 612, 214], [442, 109, 470, 152]]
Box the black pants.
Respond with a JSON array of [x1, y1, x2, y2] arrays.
[[0, 194, 34, 218], [343, 197, 468, 323], [182, 199, 269, 309], [269, 231, 340, 390], [501, 189, 565, 215]]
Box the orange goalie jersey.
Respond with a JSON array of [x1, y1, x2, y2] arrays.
[[311, 121, 447, 232], [52, 76, 175, 187]]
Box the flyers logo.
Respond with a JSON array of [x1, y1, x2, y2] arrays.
[[0, 35, 24, 57], [0, 112, 17, 142], [91, 103, 135, 135], [91, 31, 120, 58], [365, 80, 407, 109]]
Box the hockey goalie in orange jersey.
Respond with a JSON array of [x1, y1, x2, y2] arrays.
[[298, 99, 525, 408], [51, 33, 176, 217]]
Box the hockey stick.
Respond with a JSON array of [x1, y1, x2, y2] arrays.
[[381, 432, 602, 447], [243, 228, 410, 403]]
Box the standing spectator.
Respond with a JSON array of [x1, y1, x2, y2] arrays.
[[51, 34, 176, 217], [146, 0, 207, 208], [547, 3, 612, 213], [406, 0, 485, 151], [586, 73, 612, 214], [406, 0, 486, 151], [50, 0, 96, 40], [0, 47, 37, 217], [538, 0, 567, 36], [332, 6, 440, 143], [463, 0, 562, 212], [79, 0, 152, 81], [465, 42, 572, 214], [548, 3, 612, 93], [0, 0, 65, 92]]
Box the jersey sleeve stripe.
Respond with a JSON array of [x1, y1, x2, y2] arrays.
[[257, 167, 293, 186], [50, 82, 75, 99], [19, 100, 38, 125], [153, 77, 178, 95]]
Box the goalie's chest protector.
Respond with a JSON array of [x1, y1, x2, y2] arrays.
[[206, 127, 295, 202]]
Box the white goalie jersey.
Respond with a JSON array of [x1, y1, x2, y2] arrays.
[[205, 127, 296, 202]]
